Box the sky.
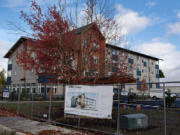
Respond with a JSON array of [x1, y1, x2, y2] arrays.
[[0, 0, 180, 82]]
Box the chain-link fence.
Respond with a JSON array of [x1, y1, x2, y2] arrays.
[[0, 82, 180, 135]]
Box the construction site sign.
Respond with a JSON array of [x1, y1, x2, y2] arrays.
[[3, 88, 9, 98], [64, 85, 113, 119]]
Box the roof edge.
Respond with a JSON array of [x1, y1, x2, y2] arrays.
[[4, 36, 28, 58], [106, 43, 161, 61]]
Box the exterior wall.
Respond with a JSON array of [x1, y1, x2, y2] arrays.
[[7, 42, 65, 95], [56, 84, 65, 95], [8, 42, 38, 85], [105, 46, 160, 95], [79, 26, 106, 77]]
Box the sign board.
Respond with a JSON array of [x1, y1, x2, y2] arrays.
[[64, 85, 113, 119], [3, 88, 9, 98]]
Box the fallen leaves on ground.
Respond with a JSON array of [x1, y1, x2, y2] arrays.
[[38, 130, 99, 135], [0, 108, 17, 117]]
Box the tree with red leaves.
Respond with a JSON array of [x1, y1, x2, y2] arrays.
[[140, 79, 148, 92], [16, 1, 135, 85], [16, 1, 107, 84], [16, 1, 79, 83]]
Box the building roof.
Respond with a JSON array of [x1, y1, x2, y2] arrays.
[[4, 36, 28, 58], [4, 23, 95, 58], [74, 23, 94, 34], [4, 23, 160, 61], [106, 43, 160, 60]]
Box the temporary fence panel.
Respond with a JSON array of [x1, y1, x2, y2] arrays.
[[0, 82, 180, 135]]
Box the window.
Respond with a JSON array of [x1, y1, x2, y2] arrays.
[[106, 48, 111, 55], [31, 52, 35, 58], [112, 50, 118, 55], [129, 64, 133, 71], [150, 59, 154, 65], [41, 88, 45, 94], [143, 76, 147, 82], [155, 61, 159, 65], [156, 78, 159, 82], [137, 64, 141, 71], [112, 55, 118, 61], [85, 71, 89, 76], [112, 66, 118, 73], [83, 40, 87, 48], [144, 59, 147, 67], [149, 77, 153, 88], [149, 67, 152, 73], [137, 56, 140, 61], [143, 66, 147, 73], [128, 54, 133, 59], [149, 77, 152, 82], [33, 88, 36, 93], [93, 43, 99, 49], [155, 69, 159, 74], [137, 70, 141, 76], [128, 58, 134, 64], [93, 56, 99, 64]]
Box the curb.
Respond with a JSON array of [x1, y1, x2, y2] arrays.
[[0, 124, 26, 135]]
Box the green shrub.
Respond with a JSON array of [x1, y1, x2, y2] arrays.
[[165, 89, 176, 107]]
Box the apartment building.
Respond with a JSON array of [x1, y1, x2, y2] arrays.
[[4, 23, 106, 95], [106, 44, 160, 95], [4, 23, 160, 95]]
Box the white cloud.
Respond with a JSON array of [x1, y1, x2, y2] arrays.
[[134, 41, 180, 81], [167, 22, 180, 36], [177, 12, 180, 19], [166, 12, 180, 36], [146, 2, 156, 8], [0, 40, 12, 72], [114, 4, 151, 35]]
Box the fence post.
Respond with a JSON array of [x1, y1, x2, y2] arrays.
[[31, 83, 34, 118], [44, 82, 47, 100], [17, 84, 21, 115], [48, 87, 52, 123], [117, 83, 121, 135], [163, 83, 167, 135], [78, 117, 81, 128]]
